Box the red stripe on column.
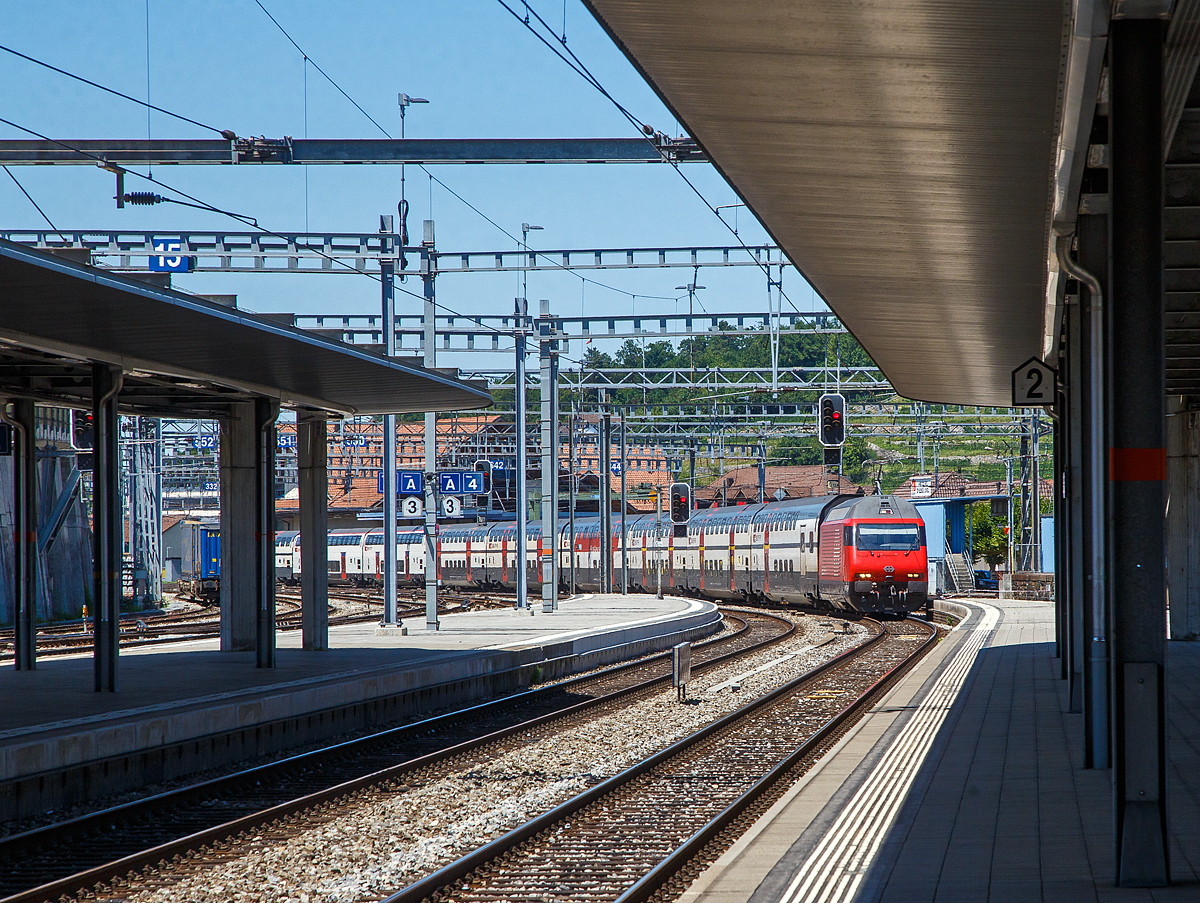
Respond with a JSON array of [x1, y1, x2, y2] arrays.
[[1109, 447, 1166, 481]]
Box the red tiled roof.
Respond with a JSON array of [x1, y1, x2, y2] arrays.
[[893, 472, 1048, 499], [276, 476, 383, 512], [695, 464, 864, 505]]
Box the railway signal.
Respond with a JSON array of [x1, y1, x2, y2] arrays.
[[818, 393, 846, 447], [670, 482, 691, 535], [72, 410, 94, 468]]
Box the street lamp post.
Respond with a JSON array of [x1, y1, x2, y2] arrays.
[[397, 93, 429, 244], [675, 281, 706, 374], [619, 410, 628, 594], [569, 399, 577, 597], [515, 296, 529, 610], [381, 214, 398, 626], [521, 222, 542, 303], [514, 222, 541, 611]]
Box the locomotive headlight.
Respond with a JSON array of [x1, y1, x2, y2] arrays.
[[908, 572, 921, 578], [857, 572, 872, 578]]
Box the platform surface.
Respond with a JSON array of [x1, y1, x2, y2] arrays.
[[0, 593, 712, 769], [682, 599, 1200, 903]]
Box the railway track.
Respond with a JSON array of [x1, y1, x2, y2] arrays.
[[0, 608, 793, 903], [0, 587, 583, 661], [381, 618, 938, 903], [0, 590, 420, 661]]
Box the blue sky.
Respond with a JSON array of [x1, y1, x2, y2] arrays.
[[0, 1, 823, 368]]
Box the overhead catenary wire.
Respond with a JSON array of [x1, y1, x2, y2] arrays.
[[2, 166, 66, 240], [495, 0, 806, 315], [0, 43, 229, 137], [0, 118, 672, 361], [248, 1, 683, 305], [250, 0, 394, 140], [0, 116, 582, 354]]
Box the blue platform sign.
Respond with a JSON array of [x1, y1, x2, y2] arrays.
[[150, 239, 191, 272], [376, 470, 425, 495], [462, 471, 485, 494], [610, 461, 623, 476], [438, 471, 463, 494]]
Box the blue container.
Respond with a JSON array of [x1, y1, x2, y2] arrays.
[[180, 521, 221, 602], [199, 527, 221, 578]]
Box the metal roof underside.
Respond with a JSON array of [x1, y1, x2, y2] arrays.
[[0, 239, 492, 417], [586, 1, 1066, 406]]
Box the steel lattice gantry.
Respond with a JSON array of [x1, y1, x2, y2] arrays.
[[0, 136, 704, 166]]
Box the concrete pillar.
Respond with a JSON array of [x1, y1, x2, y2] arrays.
[[298, 412, 329, 650], [1109, 17, 1169, 886], [92, 365, 122, 691], [11, 399, 36, 670], [1053, 404, 1066, 670], [1066, 295, 1086, 711], [1166, 398, 1200, 639], [1077, 210, 1110, 768], [254, 398, 278, 668], [220, 402, 258, 652]]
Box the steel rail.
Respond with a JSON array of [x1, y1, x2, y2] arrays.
[[613, 620, 939, 903], [380, 618, 934, 903], [0, 609, 790, 903]]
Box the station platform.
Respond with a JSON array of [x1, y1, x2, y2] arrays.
[[0, 593, 719, 823], [682, 599, 1200, 903]]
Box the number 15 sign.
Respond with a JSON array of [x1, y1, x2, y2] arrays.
[[1011, 357, 1056, 407]]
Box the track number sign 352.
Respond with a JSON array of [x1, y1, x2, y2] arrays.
[[1011, 357, 1056, 407]]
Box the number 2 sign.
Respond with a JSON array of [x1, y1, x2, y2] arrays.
[[1011, 357, 1056, 407]]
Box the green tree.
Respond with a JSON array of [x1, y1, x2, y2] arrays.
[[772, 436, 821, 465], [968, 501, 1008, 567], [841, 437, 873, 484]]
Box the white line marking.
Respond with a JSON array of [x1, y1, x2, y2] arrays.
[[775, 602, 999, 903]]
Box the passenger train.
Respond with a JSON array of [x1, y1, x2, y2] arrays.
[[266, 493, 929, 616]]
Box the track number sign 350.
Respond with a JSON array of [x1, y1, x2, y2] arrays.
[[1011, 357, 1056, 407]]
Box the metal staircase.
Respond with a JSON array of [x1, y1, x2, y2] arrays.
[[945, 553, 975, 594]]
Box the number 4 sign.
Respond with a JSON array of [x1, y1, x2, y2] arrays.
[[1011, 357, 1056, 407]]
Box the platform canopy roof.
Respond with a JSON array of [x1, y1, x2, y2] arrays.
[[0, 238, 492, 417], [583, 1, 1087, 406]]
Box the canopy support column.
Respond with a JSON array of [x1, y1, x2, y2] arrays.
[[1109, 16, 1169, 887], [299, 412, 329, 651], [11, 399, 36, 671], [92, 365, 122, 692], [255, 398, 279, 669]]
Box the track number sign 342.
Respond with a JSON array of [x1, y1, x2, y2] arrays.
[[1011, 357, 1056, 407]]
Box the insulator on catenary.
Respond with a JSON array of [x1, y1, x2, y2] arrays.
[[122, 192, 164, 206]]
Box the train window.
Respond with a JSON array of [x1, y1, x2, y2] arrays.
[[856, 523, 922, 551]]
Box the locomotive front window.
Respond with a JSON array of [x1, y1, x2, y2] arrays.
[[855, 523, 922, 551]]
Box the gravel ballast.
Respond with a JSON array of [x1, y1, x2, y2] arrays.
[[124, 612, 867, 903]]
